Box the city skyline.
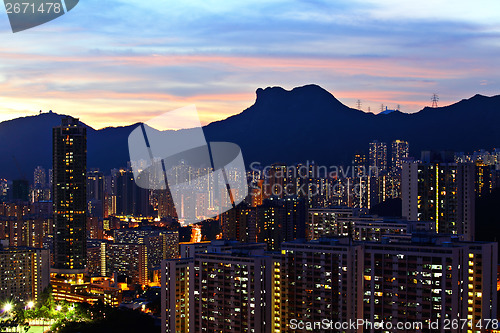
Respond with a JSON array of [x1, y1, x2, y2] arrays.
[[0, 1, 499, 128], [0, 1, 500, 331], [0, 116, 499, 331]]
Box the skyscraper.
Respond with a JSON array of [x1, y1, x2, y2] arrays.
[[368, 140, 387, 174], [52, 117, 87, 274]]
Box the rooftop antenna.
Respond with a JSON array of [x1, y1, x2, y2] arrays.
[[356, 100, 362, 110], [431, 93, 439, 108]]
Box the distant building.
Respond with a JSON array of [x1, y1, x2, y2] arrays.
[[308, 207, 433, 241], [7, 216, 53, 248], [307, 207, 366, 240], [369, 140, 387, 174], [220, 202, 257, 243], [256, 196, 306, 251], [51, 277, 122, 307], [114, 169, 150, 217], [113, 227, 180, 268], [87, 169, 104, 218], [86, 239, 150, 285], [353, 152, 367, 177], [34, 166, 46, 188], [12, 179, 29, 202], [391, 140, 409, 172], [103, 242, 148, 285]]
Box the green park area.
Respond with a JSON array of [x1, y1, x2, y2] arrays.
[[0, 286, 157, 333]]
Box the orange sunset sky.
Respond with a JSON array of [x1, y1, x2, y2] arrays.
[[0, 0, 499, 129]]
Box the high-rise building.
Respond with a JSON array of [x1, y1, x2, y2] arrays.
[[280, 238, 364, 332], [8, 216, 53, 248], [113, 227, 180, 269], [114, 169, 150, 217], [307, 207, 365, 241], [307, 207, 433, 242], [34, 166, 47, 188], [52, 117, 87, 274], [221, 202, 257, 243], [12, 179, 29, 202], [0, 244, 50, 302], [353, 152, 367, 178], [256, 196, 306, 251], [161, 236, 497, 333], [267, 163, 287, 198], [363, 234, 497, 332], [369, 140, 387, 174], [192, 242, 272, 333], [402, 160, 475, 240], [102, 242, 148, 284], [391, 140, 409, 172], [31, 167, 51, 202], [475, 161, 494, 197], [161, 258, 192, 333], [161, 241, 273, 333], [87, 169, 104, 218]]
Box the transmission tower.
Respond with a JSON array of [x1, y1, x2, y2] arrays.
[[356, 99, 362, 110], [431, 93, 439, 108]]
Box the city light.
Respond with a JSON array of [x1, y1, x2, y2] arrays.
[[27, 301, 34, 309], [3, 303, 12, 312], [56, 305, 62, 311]]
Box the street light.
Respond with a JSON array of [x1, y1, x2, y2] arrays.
[[56, 305, 62, 311], [3, 303, 12, 312], [27, 301, 34, 309]]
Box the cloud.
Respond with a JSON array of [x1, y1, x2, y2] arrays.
[[0, 0, 499, 128]]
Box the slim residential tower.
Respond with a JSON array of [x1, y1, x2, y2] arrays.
[[52, 117, 87, 274]]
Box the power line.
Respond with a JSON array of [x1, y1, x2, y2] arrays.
[[431, 93, 439, 108]]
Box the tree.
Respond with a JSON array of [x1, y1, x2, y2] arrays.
[[38, 285, 54, 309]]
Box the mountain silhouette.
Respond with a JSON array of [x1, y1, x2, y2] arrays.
[[203, 85, 500, 167], [1, 84, 500, 180]]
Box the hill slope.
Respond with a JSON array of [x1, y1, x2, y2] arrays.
[[1, 85, 500, 180]]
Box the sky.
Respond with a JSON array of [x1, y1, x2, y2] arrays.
[[0, 0, 499, 129]]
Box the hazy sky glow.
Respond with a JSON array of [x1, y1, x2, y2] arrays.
[[0, 0, 499, 128]]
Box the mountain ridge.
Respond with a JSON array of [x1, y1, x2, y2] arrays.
[[1, 84, 500, 180]]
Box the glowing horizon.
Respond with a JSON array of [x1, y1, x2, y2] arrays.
[[0, 0, 499, 129]]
